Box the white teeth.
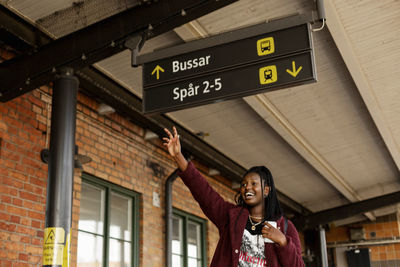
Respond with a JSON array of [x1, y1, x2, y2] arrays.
[[246, 192, 254, 197]]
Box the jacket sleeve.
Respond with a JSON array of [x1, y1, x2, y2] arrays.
[[178, 161, 235, 230], [275, 219, 305, 267]]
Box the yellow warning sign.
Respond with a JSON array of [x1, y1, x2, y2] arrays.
[[257, 37, 275, 56], [259, 65, 278, 85], [43, 227, 65, 265]]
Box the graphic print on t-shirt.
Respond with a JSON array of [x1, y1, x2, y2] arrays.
[[238, 229, 267, 267]]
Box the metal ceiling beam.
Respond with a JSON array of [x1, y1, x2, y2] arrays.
[[0, 0, 238, 102], [294, 190, 400, 230]]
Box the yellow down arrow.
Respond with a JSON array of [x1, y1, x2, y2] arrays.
[[286, 61, 303, 77], [151, 65, 164, 80]]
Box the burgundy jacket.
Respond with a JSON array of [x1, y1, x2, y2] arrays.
[[178, 162, 305, 267]]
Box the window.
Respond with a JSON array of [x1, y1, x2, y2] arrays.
[[77, 174, 139, 267], [172, 209, 207, 267]]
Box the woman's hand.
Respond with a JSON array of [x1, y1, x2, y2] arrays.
[[262, 222, 287, 247], [163, 127, 188, 171], [163, 126, 181, 157]]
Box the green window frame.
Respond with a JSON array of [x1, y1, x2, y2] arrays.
[[77, 173, 140, 267], [172, 209, 207, 267]]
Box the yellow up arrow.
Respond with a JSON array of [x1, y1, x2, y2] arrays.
[[151, 65, 164, 80], [286, 61, 303, 77]]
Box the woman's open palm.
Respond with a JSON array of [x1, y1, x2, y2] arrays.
[[163, 127, 181, 157]]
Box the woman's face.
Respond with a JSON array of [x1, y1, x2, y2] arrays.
[[240, 172, 269, 206]]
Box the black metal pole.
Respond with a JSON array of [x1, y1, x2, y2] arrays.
[[43, 68, 78, 267], [165, 169, 179, 267]]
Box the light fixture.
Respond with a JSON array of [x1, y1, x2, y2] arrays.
[[97, 103, 115, 115], [144, 130, 159, 141], [208, 168, 220, 176]]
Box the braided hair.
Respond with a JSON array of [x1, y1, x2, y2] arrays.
[[235, 166, 283, 221]]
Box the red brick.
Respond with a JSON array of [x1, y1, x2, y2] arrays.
[[15, 164, 25, 173], [38, 122, 47, 132], [27, 210, 43, 221], [18, 253, 28, 261], [20, 236, 30, 244], [1, 195, 12, 204], [36, 230, 43, 238], [31, 237, 41, 246], [0, 212, 10, 221], [12, 198, 23, 207], [0, 105, 9, 115], [2, 159, 15, 169], [1, 151, 20, 162], [3, 177, 24, 189], [6, 205, 26, 216], [16, 225, 35, 236], [3, 116, 23, 129], [0, 222, 8, 231], [7, 224, 16, 232], [28, 255, 41, 264], [21, 157, 41, 169], [19, 191, 38, 202], [10, 215, 20, 224], [31, 220, 41, 228], [28, 95, 45, 109], [0, 167, 9, 177], [7, 251, 18, 260], [9, 171, 27, 182], [3, 141, 16, 152], [25, 244, 42, 255], [30, 177, 46, 187]]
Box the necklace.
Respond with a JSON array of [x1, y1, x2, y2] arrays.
[[248, 215, 263, 231], [249, 215, 263, 220]]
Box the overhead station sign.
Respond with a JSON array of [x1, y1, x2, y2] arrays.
[[139, 22, 316, 114]]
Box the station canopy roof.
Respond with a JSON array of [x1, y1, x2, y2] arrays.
[[1, 0, 400, 228]]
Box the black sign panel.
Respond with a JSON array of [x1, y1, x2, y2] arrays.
[[143, 51, 316, 114], [143, 24, 311, 87]]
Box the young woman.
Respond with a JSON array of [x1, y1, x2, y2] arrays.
[[163, 127, 304, 267]]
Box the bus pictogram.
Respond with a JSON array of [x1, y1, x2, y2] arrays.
[[257, 37, 275, 56]]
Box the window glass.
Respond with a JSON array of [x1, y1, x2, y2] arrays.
[[172, 215, 183, 267], [172, 216, 183, 255], [77, 231, 103, 267], [187, 221, 201, 258], [110, 192, 132, 241], [187, 221, 201, 267], [108, 239, 131, 267], [78, 183, 104, 234]]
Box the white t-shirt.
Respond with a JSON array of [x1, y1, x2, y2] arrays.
[[238, 219, 267, 267]]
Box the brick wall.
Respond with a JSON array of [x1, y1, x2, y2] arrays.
[[0, 88, 48, 266], [326, 214, 400, 265], [0, 85, 237, 267]]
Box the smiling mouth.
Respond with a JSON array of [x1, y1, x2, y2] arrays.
[[245, 192, 255, 199]]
